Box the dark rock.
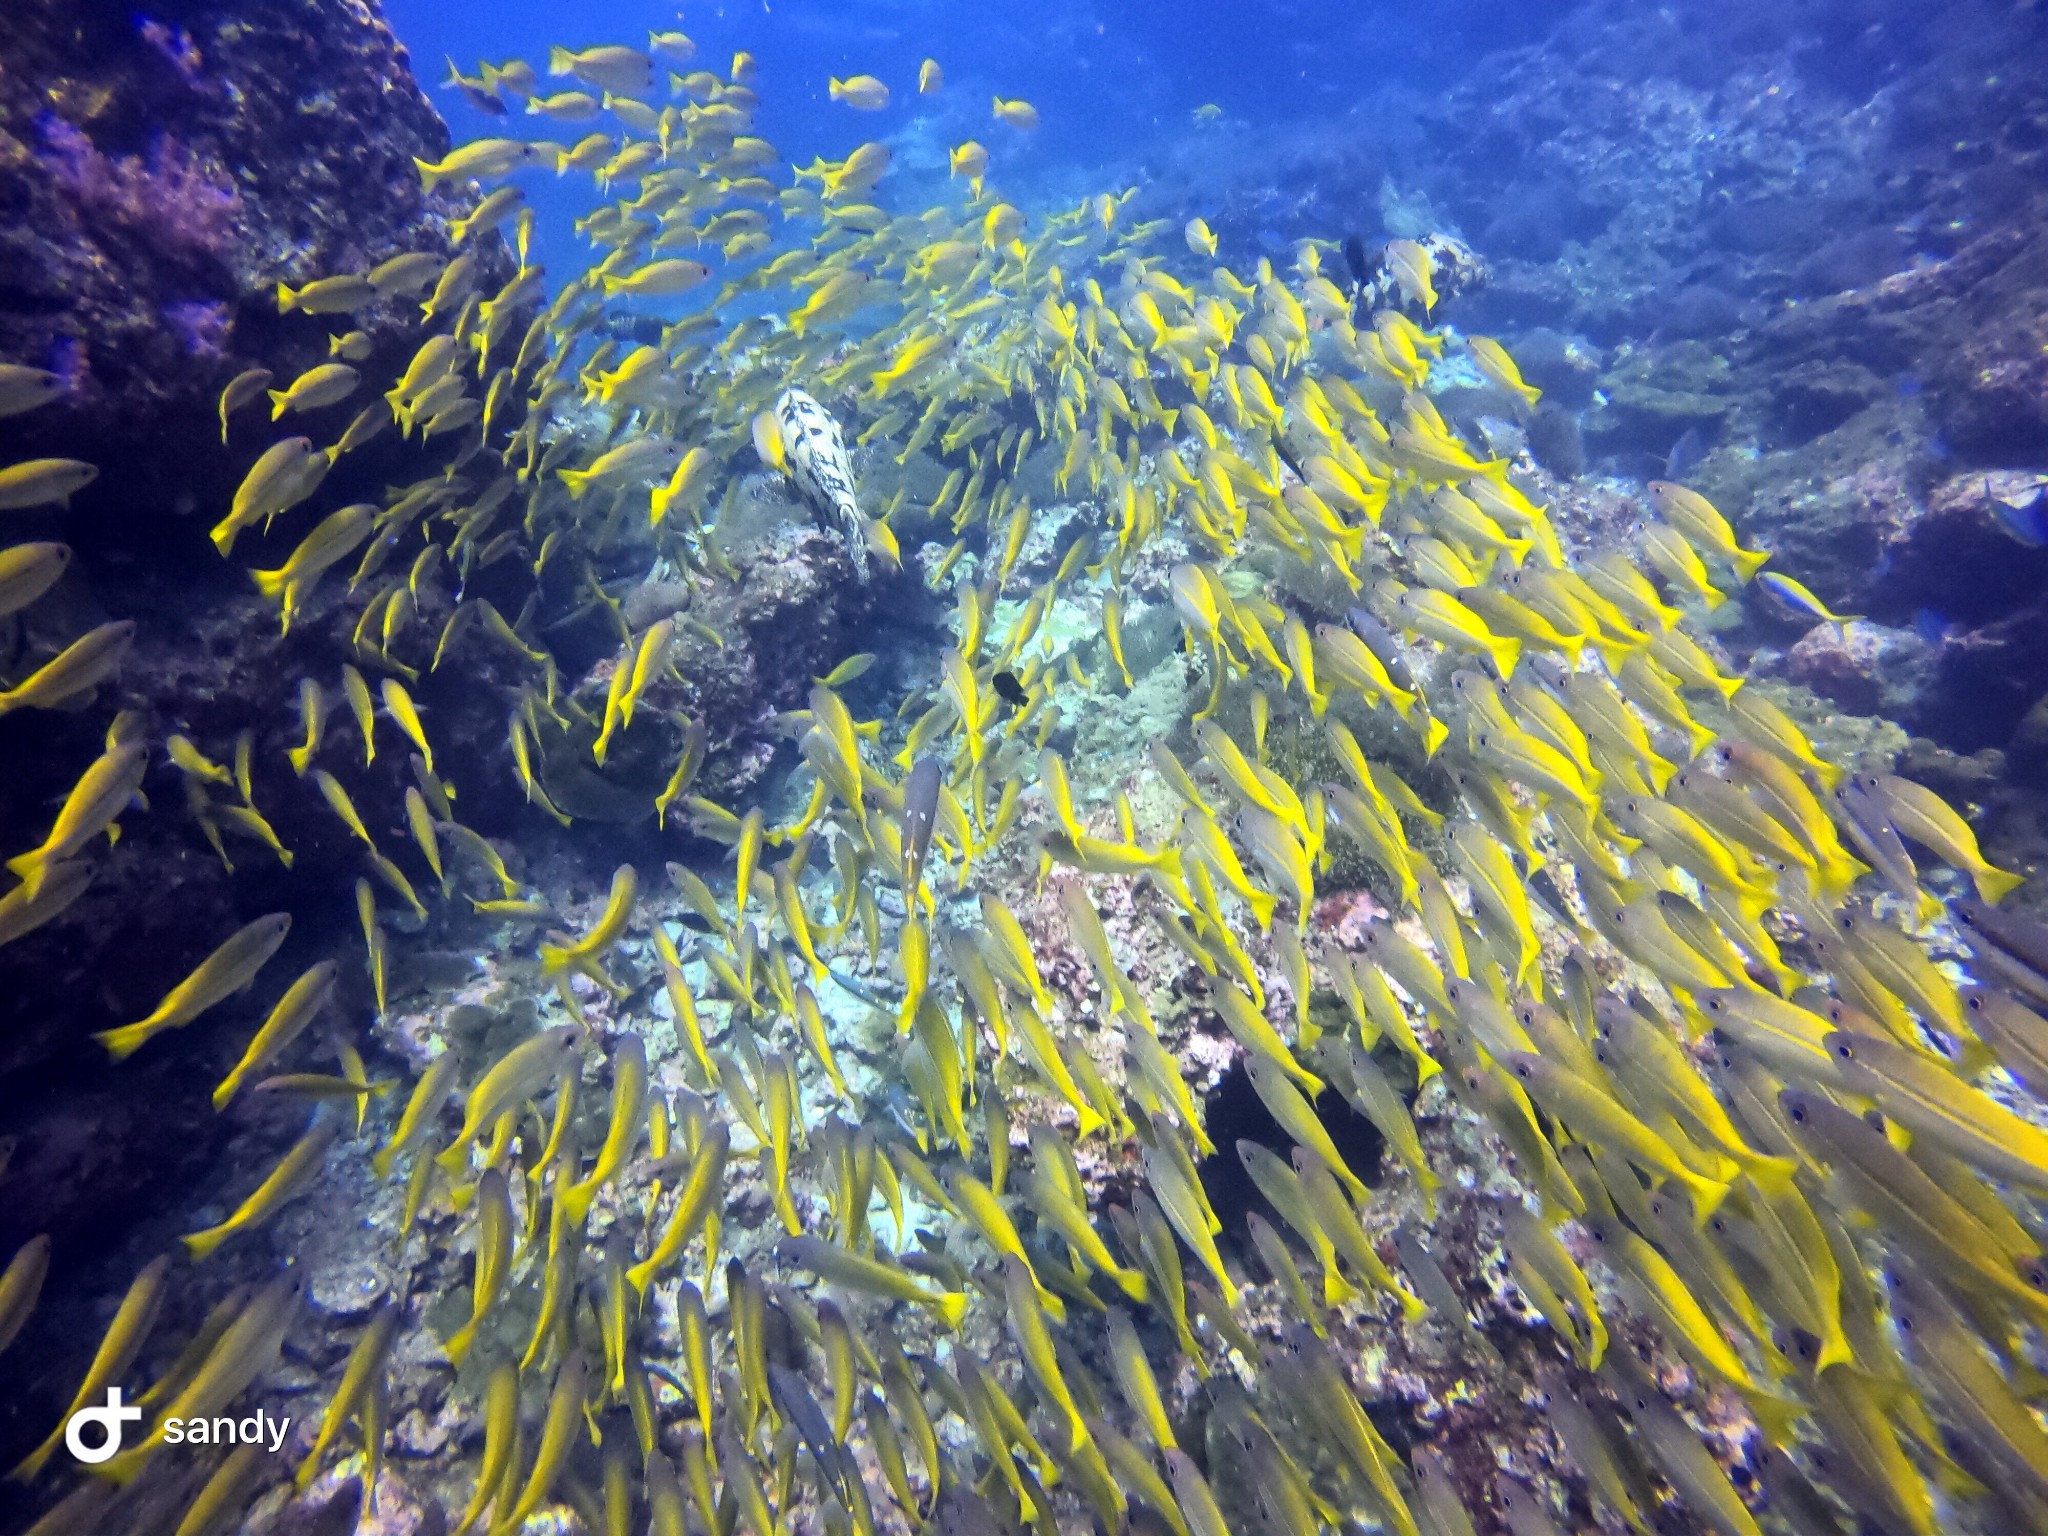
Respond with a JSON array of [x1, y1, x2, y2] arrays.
[[1914, 612, 2048, 757], [1792, 226, 1913, 297], [1501, 328, 1603, 407], [0, 0, 484, 570], [0, 0, 478, 1269], [1707, 194, 1831, 257], [1867, 471, 2048, 627], [1897, 737, 2006, 796], [1524, 402, 1587, 480], [1765, 360, 1885, 446], [1582, 340, 1738, 461]]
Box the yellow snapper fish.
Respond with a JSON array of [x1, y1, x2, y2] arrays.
[[829, 74, 891, 110], [992, 96, 1039, 129]]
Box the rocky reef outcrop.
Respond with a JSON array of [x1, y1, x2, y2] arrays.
[[1140, 0, 2048, 775], [0, 0, 475, 1266], [0, 0, 892, 1299]]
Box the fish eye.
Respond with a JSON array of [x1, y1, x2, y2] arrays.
[[1787, 1102, 1807, 1123], [1832, 1040, 1854, 1059]]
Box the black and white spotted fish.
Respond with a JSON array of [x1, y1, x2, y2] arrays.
[[773, 388, 868, 578]]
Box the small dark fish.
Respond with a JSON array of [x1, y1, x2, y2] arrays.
[[1344, 606, 1417, 691], [991, 669, 1028, 707], [1954, 898, 2048, 981], [932, 1486, 1006, 1536], [1494, 1473, 1564, 1536], [1343, 234, 1370, 291], [455, 84, 508, 116], [1394, 1223, 1499, 1361], [768, 1363, 849, 1500], [1832, 779, 1922, 914], [900, 754, 942, 903], [825, 963, 893, 1009], [1664, 425, 1707, 480]]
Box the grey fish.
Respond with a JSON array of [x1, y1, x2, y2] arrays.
[[775, 387, 868, 578], [1665, 424, 1708, 480], [1964, 988, 2048, 1097], [1606, 1352, 1765, 1536], [768, 1362, 850, 1502], [1344, 605, 1417, 691], [1954, 897, 2048, 980], [1831, 779, 1922, 915], [900, 753, 941, 903], [1393, 1223, 1499, 1362], [1494, 1473, 1565, 1536]]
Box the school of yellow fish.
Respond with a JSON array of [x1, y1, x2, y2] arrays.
[[5, 27, 2048, 1536]]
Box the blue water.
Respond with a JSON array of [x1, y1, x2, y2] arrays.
[[382, 0, 1549, 278]]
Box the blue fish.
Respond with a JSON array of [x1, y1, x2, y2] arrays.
[[1990, 482, 2048, 548], [1665, 425, 1707, 480], [1912, 608, 1954, 645]]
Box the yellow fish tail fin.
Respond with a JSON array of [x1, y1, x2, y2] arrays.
[[1419, 714, 1449, 759], [1976, 864, 2027, 905], [1814, 1323, 1854, 1374], [1733, 547, 1772, 582], [1687, 1175, 1731, 1228], [95, 1023, 155, 1062], [1741, 1154, 1799, 1199], [1742, 1390, 1807, 1445]]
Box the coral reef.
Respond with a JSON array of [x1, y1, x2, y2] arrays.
[[3, 5, 2046, 1536]]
